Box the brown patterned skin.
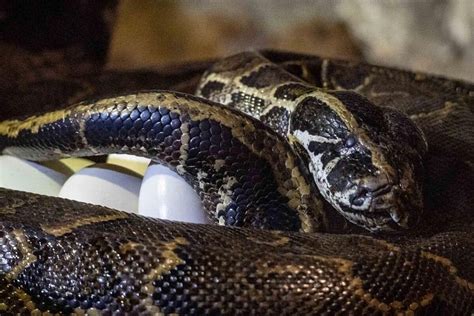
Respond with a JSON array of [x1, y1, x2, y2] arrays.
[[0, 188, 472, 315], [0, 51, 473, 315]]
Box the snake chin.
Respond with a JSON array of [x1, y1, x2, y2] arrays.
[[341, 207, 408, 233]]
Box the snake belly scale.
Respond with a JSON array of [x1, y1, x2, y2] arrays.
[[0, 51, 473, 315]]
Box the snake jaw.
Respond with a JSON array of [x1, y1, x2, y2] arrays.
[[388, 207, 409, 229], [369, 181, 423, 231], [334, 178, 420, 232]]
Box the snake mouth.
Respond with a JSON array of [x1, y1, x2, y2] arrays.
[[342, 207, 402, 232], [349, 184, 392, 206], [344, 184, 410, 232], [349, 183, 392, 209]]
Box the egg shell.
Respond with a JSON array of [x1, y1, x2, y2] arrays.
[[58, 164, 142, 213], [0, 155, 67, 196], [139, 164, 208, 224]]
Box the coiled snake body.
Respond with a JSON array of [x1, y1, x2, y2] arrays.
[[0, 51, 473, 315]]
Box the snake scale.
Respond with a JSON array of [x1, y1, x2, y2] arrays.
[[0, 49, 473, 315]]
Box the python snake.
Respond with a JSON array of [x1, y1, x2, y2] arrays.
[[0, 50, 473, 315]]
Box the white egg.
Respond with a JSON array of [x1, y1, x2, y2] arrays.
[[0, 155, 67, 196], [58, 164, 142, 213], [139, 164, 208, 224], [2, 154, 207, 223]]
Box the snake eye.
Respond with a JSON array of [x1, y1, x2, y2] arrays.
[[345, 135, 357, 148]]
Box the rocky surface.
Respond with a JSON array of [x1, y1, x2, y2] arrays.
[[109, 0, 473, 81]]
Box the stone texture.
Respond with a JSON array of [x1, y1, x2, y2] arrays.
[[108, 0, 473, 81], [336, 0, 474, 81]]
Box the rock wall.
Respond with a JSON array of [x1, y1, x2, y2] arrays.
[[109, 0, 473, 81]]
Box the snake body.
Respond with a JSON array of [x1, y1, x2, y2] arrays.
[[0, 51, 473, 315]]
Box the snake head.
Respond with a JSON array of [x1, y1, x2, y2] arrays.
[[289, 91, 427, 232]]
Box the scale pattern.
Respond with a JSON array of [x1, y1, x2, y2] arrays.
[[0, 190, 473, 315], [0, 50, 473, 315]]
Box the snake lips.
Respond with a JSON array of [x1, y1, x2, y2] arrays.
[[289, 91, 426, 232]]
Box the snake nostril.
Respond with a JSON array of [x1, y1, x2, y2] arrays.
[[351, 188, 368, 206], [352, 196, 365, 206], [350, 183, 393, 207]]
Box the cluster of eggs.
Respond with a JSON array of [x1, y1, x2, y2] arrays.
[[0, 155, 207, 224]]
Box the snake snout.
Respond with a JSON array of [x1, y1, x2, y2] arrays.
[[350, 175, 392, 207], [350, 185, 392, 206], [345, 174, 418, 232]]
